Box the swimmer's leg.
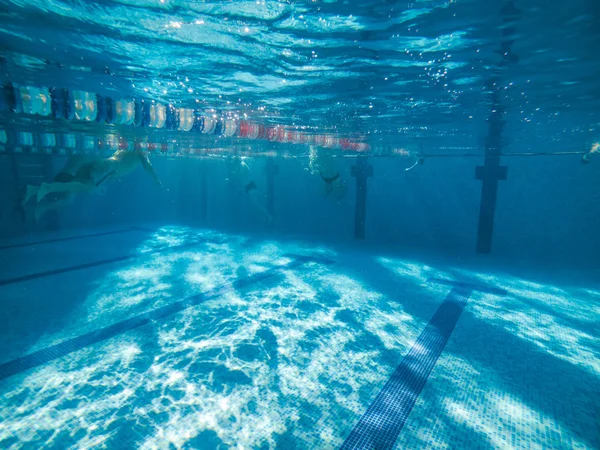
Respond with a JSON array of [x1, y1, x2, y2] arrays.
[[246, 188, 273, 225], [37, 181, 94, 202], [24, 171, 75, 205], [34, 194, 74, 223]]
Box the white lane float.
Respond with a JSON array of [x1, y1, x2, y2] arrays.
[[82, 135, 96, 151], [40, 133, 56, 148], [178, 108, 194, 131], [14, 85, 51, 116], [17, 131, 34, 146], [148, 103, 166, 128], [72, 90, 97, 121], [115, 99, 135, 125], [61, 133, 77, 149], [202, 117, 217, 134], [223, 118, 238, 137]]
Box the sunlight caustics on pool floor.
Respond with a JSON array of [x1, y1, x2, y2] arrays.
[[0, 226, 598, 450]]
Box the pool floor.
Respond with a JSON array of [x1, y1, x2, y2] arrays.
[[0, 225, 598, 449]]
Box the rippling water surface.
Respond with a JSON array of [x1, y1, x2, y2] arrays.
[[0, 0, 598, 149]]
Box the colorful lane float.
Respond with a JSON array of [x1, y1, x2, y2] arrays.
[[0, 83, 370, 154]]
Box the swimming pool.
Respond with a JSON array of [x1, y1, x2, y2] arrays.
[[1, 0, 599, 448], [0, 225, 597, 449]]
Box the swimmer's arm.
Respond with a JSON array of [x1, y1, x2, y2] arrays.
[[139, 154, 163, 188]]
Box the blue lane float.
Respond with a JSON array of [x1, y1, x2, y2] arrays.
[[0, 85, 12, 112], [50, 87, 70, 120], [165, 104, 179, 130]]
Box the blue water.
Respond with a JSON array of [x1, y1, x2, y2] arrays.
[[0, 1, 599, 449], [1, 0, 598, 148]]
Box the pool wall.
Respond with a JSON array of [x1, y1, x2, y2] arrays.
[[1, 152, 597, 268]]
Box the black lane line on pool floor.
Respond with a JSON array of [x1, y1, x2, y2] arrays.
[[0, 254, 333, 382], [0, 236, 216, 287], [340, 279, 507, 450], [0, 226, 150, 251]]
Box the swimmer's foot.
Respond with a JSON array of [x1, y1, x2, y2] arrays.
[[36, 183, 49, 202], [22, 185, 38, 205], [320, 172, 340, 184]]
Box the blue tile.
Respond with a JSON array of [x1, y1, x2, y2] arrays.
[[428, 278, 507, 296], [0, 238, 207, 286], [0, 256, 327, 382], [0, 227, 149, 251], [341, 280, 506, 449]]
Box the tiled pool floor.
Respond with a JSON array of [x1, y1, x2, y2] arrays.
[[0, 225, 598, 449]]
